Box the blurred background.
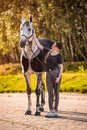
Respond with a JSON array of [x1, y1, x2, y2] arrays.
[[0, 0, 87, 93]]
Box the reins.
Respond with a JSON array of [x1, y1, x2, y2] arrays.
[[21, 34, 56, 81], [30, 48, 55, 78]]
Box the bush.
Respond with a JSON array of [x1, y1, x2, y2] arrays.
[[63, 62, 87, 72], [0, 63, 21, 75]]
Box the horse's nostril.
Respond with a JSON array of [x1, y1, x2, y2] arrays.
[[20, 40, 26, 48]]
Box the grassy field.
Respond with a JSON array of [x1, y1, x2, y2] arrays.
[[0, 63, 87, 93], [61, 72, 87, 93], [0, 72, 87, 93]]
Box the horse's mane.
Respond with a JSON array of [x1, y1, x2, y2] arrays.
[[39, 38, 54, 49]]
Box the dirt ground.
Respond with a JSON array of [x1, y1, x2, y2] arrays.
[[0, 92, 87, 130]]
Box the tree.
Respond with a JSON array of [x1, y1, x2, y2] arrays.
[[0, 0, 87, 64]]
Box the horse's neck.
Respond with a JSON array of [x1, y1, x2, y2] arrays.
[[22, 39, 40, 60], [31, 38, 40, 59], [32, 38, 38, 53]]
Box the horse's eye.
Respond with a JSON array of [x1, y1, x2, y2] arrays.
[[28, 28, 31, 31]]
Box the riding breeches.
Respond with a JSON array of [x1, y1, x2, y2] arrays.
[[46, 69, 62, 111]]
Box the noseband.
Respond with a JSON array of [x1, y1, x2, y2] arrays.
[[21, 33, 33, 41], [21, 33, 34, 47]]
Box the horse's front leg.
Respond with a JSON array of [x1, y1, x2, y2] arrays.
[[34, 73, 42, 116], [24, 72, 32, 115]]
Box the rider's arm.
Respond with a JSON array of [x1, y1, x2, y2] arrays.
[[55, 64, 63, 83], [34, 31, 44, 51], [58, 64, 63, 79]]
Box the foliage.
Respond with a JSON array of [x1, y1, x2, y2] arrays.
[[0, 63, 21, 75], [0, 63, 87, 93], [63, 62, 87, 72], [0, 62, 87, 76], [0, 74, 26, 93], [0, 0, 87, 63], [0, 74, 46, 92], [60, 73, 87, 93], [0, 72, 87, 93]]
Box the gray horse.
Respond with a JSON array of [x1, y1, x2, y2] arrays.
[[19, 16, 53, 115]]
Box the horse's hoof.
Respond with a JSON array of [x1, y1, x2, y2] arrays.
[[25, 110, 31, 115], [34, 111, 41, 116], [39, 107, 44, 112]]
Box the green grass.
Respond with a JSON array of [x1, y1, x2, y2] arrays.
[[0, 72, 87, 93], [0, 75, 25, 93], [0, 63, 87, 93], [60, 72, 87, 93]]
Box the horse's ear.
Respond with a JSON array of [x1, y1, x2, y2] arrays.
[[21, 17, 26, 23], [30, 16, 32, 22]]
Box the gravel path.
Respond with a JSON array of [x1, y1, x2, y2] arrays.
[[0, 93, 87, 130]]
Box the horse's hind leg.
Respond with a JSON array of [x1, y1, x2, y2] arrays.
[[35, 73, 42, 115], [35, 73, 45, 115], [39, 81, 45, 112]]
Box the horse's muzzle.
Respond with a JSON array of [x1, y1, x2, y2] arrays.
[[19, 39, 26, 48]]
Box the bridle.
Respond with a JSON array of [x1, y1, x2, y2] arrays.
[[21, 33, 34, 47], [20, 24, 34, 59], [20, 20, 34, 47], [21, 34, 33, 41]]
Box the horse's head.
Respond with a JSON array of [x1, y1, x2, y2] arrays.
[[19, 16, 34, 48]]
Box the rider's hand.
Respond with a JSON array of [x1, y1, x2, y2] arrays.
[[55, 77, 60, 83]]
